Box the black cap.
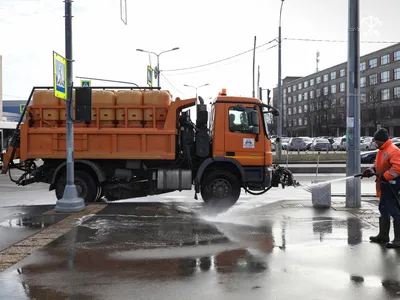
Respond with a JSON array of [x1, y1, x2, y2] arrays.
[[374, 128, 389, 142]]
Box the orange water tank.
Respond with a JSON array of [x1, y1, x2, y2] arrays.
[[116, 90, 143, 128], [143, 90, 171, 128], [91, 90, 116, 127], [31, 90, 60, 127]]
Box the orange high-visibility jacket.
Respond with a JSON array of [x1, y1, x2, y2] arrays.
[[374, 139, 400, 197]]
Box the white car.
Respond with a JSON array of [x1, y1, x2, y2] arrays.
[[332, 137, 341, 151], [360, 137, 377, 151]]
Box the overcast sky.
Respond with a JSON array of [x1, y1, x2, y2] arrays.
[[1, 0, 399, 102]]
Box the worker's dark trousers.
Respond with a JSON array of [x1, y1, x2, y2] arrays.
[[379, 177, 400, 222]]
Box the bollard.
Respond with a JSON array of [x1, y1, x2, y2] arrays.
[[312, 181, 332, 208]]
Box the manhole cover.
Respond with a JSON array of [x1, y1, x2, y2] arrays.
[[281, 204, 304, 208]]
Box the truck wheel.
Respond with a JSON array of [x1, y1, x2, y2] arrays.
[[55, 170, 98, 203], [200, 170, 241, 208]]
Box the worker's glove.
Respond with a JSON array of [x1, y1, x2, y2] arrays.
[[379, 173, 388, 183], [361, 168, 374, 179]]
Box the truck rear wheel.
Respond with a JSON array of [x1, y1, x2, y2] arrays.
[[200, 170, 241, 208], [55, 170, 98, 203]]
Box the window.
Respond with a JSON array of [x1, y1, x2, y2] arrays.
[[395, 68, 400, 80], [293, 95, 297, 102], [228, 106, 258, 133], [394, 87, 400, 99], [381, 54, 390, 65], [369, 74, 378, 85], [304, 92, 308, 100], [304, 81, 308, 88], [323, 86, 329, 95], [332, 98, 337, 106], [288, 86, 292, 93], [340, 82, 345, 92], [304, 104, 308, 112], [395, 50, 400, 61], [304, 118, 308, 125], [316, 76, 321, 84], [340, 97, 345, 106], [298, 82, 302, 90], [293, 85, 297, 91], [310, 90, 314, 99], [381, 88, 390, 101], [361, 76, 366, 87], [330, 71, 336, 80], [331, 84, 336, 94], [361, 93, 366, 103], [298, 106, 302, 113], [298, 118, 303, 126], [293, 107, 297, 114], [340, 68, 346, 77], [381, 71, 390, 83], [360, 62, 366, 71], [317, 89, 321, 97], [283, 97, 287, 105], [293, 119, 297, 126], [310, 79, 315, 86], [298, 94, 303, 101], [323, 74, 329, 82], [288, 96, 292, 104], [288, 107, 292, 115], [369, 58, 378, 68]]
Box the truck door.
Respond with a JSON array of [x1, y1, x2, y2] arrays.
[[224, 104, 265, 166]]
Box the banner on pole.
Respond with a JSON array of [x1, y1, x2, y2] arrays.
[[53, 51, 67, 99]]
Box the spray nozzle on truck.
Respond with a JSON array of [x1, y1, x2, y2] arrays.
[[1, 86, 297, 208]]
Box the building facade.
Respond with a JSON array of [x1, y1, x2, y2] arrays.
[[273, 43, 400, 137]]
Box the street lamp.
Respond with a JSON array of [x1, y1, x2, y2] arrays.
[[183, 83, 209, 99], [136, 47, 179, 87], [277, 0, 285, 160]]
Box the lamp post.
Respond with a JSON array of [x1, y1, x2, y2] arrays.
[[136, 47, 179, 87], [277, 0, 285, 160], [183, 83, 209, 99]]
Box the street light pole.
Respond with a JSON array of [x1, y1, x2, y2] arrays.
[[183, 84, 209, 99], [277, 0, 285, 161], [346, 0, 361, 208], [136, 47, 179, 88], [55, 0, 85, 212]]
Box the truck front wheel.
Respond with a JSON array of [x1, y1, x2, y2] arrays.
[[200, 170, 241, 208], [55, 170, 98, 203]]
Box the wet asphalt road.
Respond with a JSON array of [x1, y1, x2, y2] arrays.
[[2, 172, 398, 299], [1, 202, 400, 300]]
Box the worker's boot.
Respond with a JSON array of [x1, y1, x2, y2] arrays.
[[370, 217, 390, 244], [386, 220, 400, 248]]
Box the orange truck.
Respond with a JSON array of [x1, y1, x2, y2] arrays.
[[1, 86, 297, 207]]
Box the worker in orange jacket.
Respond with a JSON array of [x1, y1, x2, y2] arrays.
[[362, 128, 400, 248]]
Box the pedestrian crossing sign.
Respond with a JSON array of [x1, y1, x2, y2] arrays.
[[80, 80, 91, 87]]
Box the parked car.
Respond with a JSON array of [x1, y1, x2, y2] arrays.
[[281, 137, 290, 150], [332, 137, 342, 151], [311, 138, 333, 151], [339, 136, 347, 151], [288, 137, 309, 151], [360, 142, 400, 163], [360, 137, 377, 151]]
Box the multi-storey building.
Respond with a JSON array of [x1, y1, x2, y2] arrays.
[[273, 43, 400, 137]]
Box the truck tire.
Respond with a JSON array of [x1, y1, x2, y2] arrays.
[[55, 170, 98, 203], [200, 170, 241, 208]]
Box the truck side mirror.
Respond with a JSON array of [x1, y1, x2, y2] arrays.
[[251, 110, 259, 127], [252, 126, 260, 135], [75, 87, 92, 122]]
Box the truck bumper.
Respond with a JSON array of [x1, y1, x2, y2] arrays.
[[264, 166, 272, 188]]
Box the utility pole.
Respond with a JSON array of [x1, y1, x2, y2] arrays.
[[277, 0, 285, 160], [252, 36, 256, 98], [346, 0, 361, 208], [55, 0, 85, 212]]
